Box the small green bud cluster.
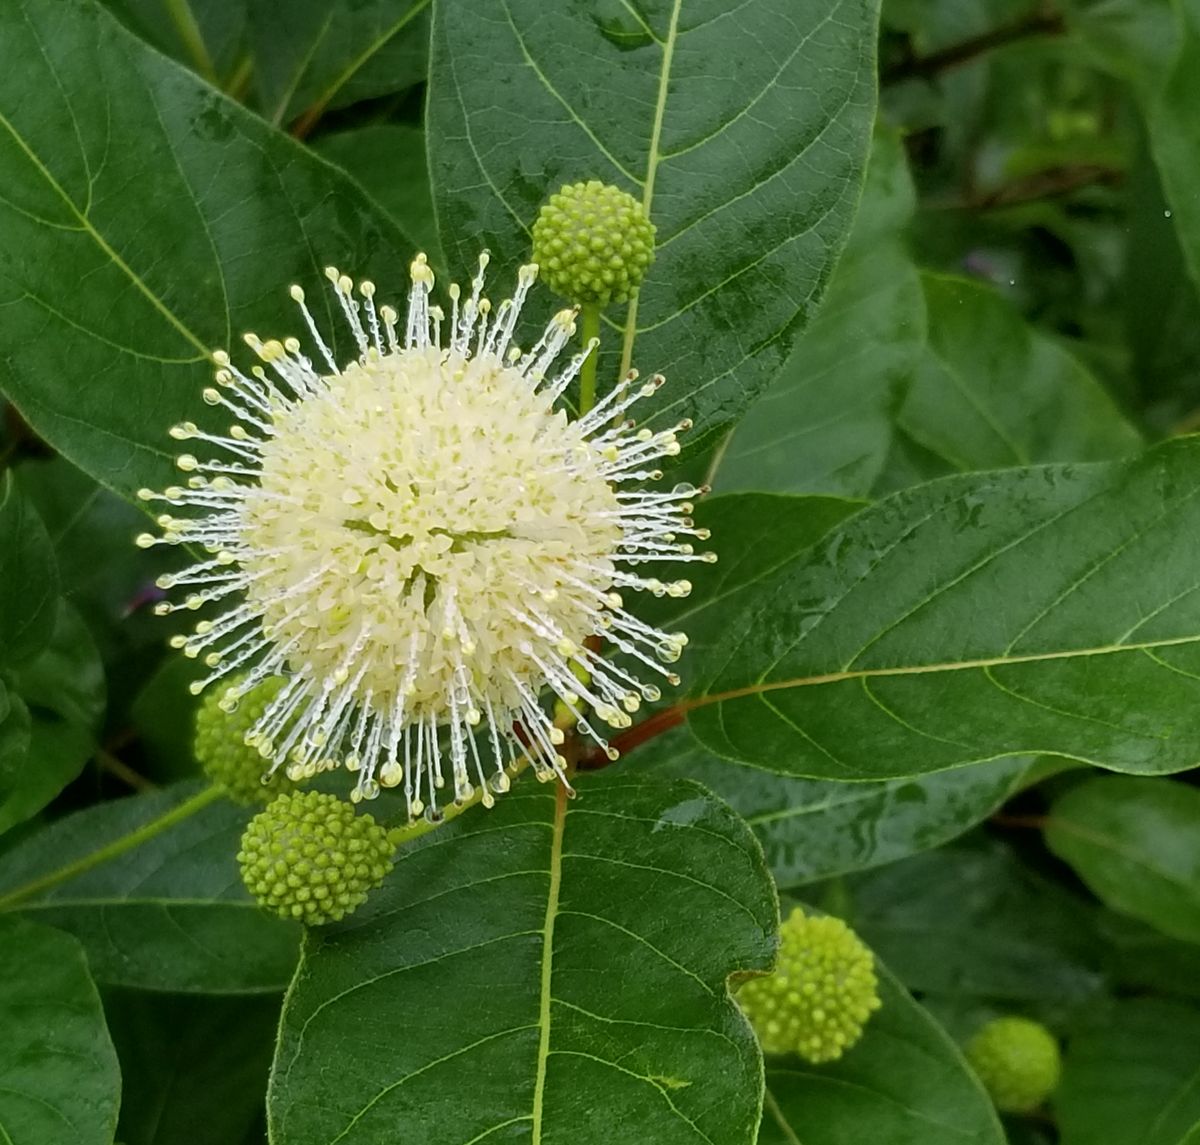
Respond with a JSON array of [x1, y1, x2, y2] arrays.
[[531, 180, 655, 306], [966, 1017, 1061, 1113], [737, 906, 881, 1063], [237, 791, 394, 925], [194, 674, 286, 804]]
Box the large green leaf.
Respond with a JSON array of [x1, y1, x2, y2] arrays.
[[759, 960, 1004, 1145], [896, 273, 1141, 473], [637, 491, 861, 691], [0, 600, 105, 833], [0, 915, 120, 1145], [715, 129, 925, 498], [0, 0, 412, 502], [0, 781, 301, 992], [643, 725, 1029, 888], [428, 0, 880, 447], [106, 989, 278, 1145], [844, 840, 1104, 1003], [251, 0, 430, 127], [689, 436, 1200, 779], [1046, 775, 1200, 944], [269, 772, 776, 1145], [1055, 998, 1200, 1145], [0, 470, 59, 669], [313, 124, 441, 263]]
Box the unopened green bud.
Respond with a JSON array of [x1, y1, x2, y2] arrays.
[[237, 790, 394, 925], [967, 1017, 1061, 1113], [737, 906, 881, 1063], [531, 180, 655, 306], [194, 674, 287, 804]]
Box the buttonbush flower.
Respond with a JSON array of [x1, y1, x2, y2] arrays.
[[138, 255, 707, 820], [967, 1016, 1061, 1113], [238, 791, 393, 924], [532, 180, 656, 306], [194, 672, 290, 804], [737, 906, 881, 1063]]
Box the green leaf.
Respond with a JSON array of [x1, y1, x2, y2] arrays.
[[715, 129, 925, 498], [428, 0, 880, 447], [0, 0, 413, 502], [312, 124, 441, 262], [690, 436, 1200, 779], [0, 686, 33, 825], [269, 772, 776, 1145], [896, 273, 1141, 473], [1055, 998, 1200, 1145], [644, 725, 1029, 888], [1122, 128, 1200, 425], [0, 781, 301, 992], [251, 0, 430, 127], [17, 456, 178, 667], [1045, 775, 1200, 944], [759, 960, 1004, 1145], [0, 601, 106, 833], [0, 469, 59, 668], [0, 915, 120, 1144], [844, 839, 1104, 1003], [130, 655, 205, 784], [1146, 2, 1200, 292], [106, 989, 278, 1145], [1071, 0, 1180, 102], [1097, 909, 1200, 1002], [637, 491, 861, 688]]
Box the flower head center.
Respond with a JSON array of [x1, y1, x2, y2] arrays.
[[240, 346, 620, 718]]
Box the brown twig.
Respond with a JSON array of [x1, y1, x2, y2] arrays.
[[883, 7, 1066, 85], [578, 703, 686, 770], [930, 164, 1122, 212], [990, 812, 1049, 830], [96, 748, 157, 792]]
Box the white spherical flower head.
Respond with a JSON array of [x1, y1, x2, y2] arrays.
[[138, 254, 711, 820]]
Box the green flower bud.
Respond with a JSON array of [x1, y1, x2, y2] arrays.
[[967, 1017, 1061, 1114], [737, 906, 881, 1063], [237, 790, 394, 925], [531, 180, 655, 306], [194, 674, 287, 804]]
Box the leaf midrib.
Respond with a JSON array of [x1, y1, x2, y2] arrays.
[[618, 0, 682, 379], [695, 631, 1200, 709], [0, 103, 208, 357], [529, 782, 567, 1144]]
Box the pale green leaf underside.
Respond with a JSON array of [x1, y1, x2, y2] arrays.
[[643, 725, 1029, 887], [269, 772, 776, 1145], [691, 436, 1200, 779]]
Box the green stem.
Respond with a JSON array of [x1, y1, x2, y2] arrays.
[[577, 304, 602, 416], [163, 0, 217, 84], [0, 785, 223, 910]]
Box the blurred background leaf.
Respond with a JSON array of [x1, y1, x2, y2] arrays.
[[0, 915, 120, 1144]]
